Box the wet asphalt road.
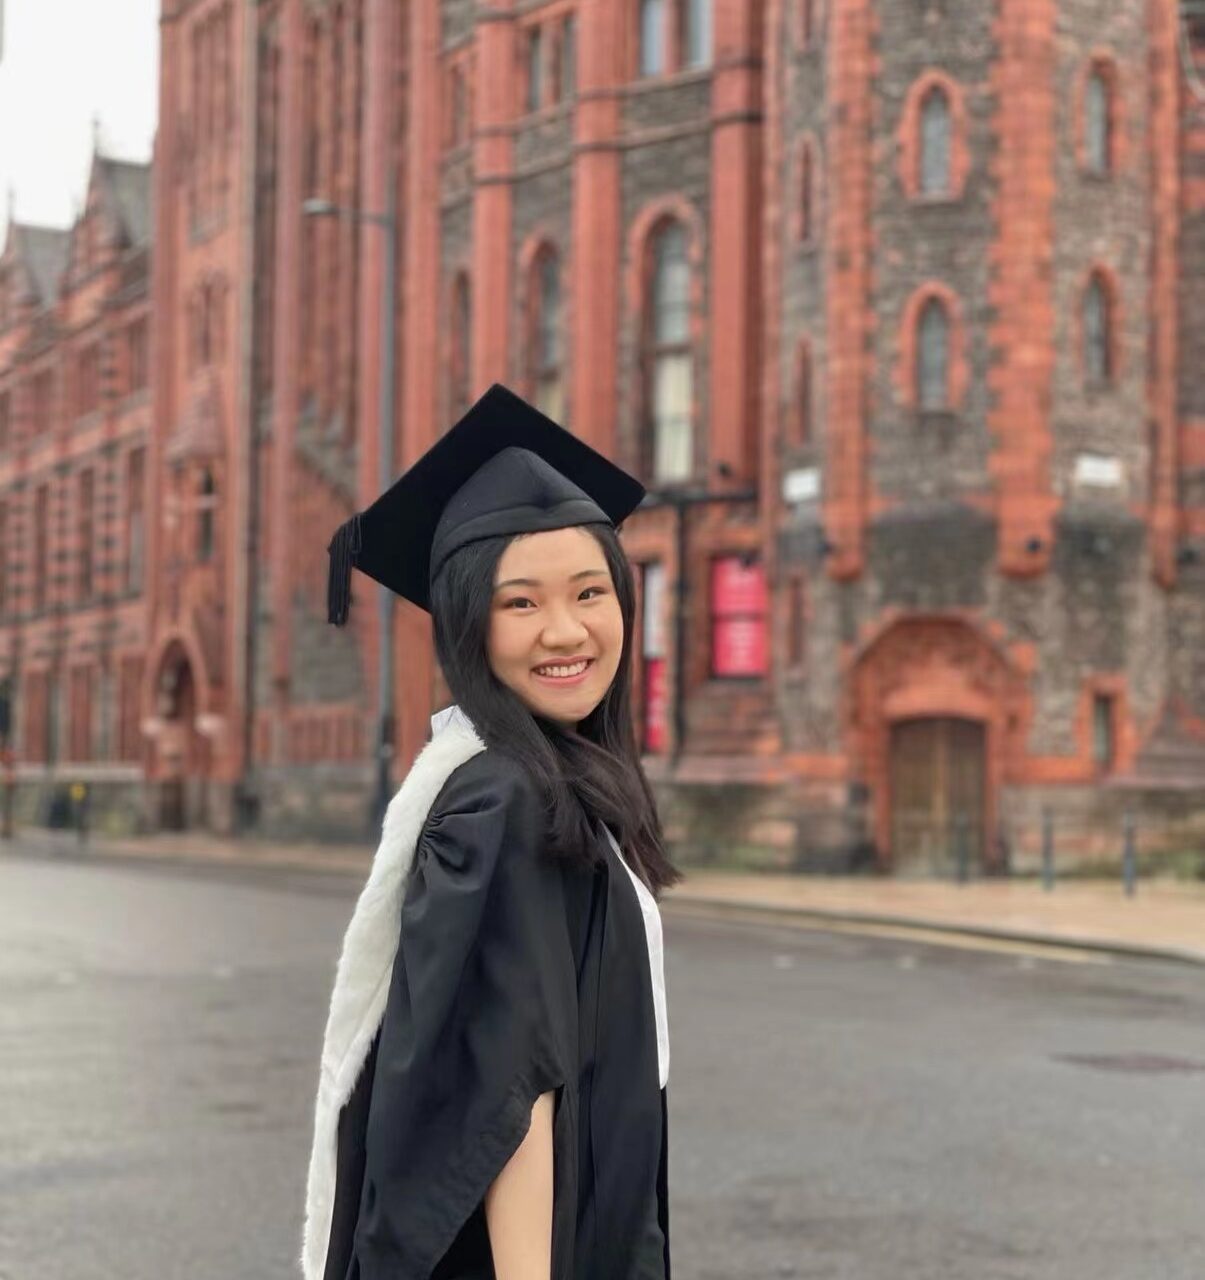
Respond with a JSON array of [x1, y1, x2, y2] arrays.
[[1, 851, 1204, 1280]]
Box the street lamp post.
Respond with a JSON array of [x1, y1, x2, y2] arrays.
[[303, 161, 398, 831]]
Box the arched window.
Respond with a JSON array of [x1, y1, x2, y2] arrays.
[[919, 85, 951, 196], [799, 0, 815, 46], [639, 0, 666, 76], [526, 26, 544, 112], [1085, 67, 1111, 175], [449, 65, 469, 146], [197, 469, 217, 563], [917, 297, 949, 411], [796, 343, 813, 445], [530, 249, 564, 422], [681, 0, 712, 69], [1083, 272, 1112, 386], [646, 221, 693, 483], [799, 144, 815, 243], [450, 272, 472, 417], [561, 15, 577, 98]]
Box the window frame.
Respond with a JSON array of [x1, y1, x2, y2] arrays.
[[644, 220, 695, 485], [919, 84, 952, 198], [1082, 270, 1114, 389], [527, 246, 565, 423], [917, 296, 951, 412]]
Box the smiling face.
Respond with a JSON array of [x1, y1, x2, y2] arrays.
[[486, 526, 625, 729]]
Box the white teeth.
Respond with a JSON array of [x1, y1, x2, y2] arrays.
[[535, 660, 589, 678]]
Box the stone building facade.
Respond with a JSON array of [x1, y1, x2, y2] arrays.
[[2, 0, 1204, 872]]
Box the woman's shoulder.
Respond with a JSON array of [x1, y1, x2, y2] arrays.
[[436, 745, 540, 803], [423, 747, 547, 845]]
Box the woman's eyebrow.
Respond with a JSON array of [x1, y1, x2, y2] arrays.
[[494, 568, 608, 591]]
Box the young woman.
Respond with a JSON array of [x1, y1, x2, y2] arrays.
[[302, 385, 681, 1280]]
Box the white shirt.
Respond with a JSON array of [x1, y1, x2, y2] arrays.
[[429, 707, 670, 1089], [602, 823, 670, 1090]]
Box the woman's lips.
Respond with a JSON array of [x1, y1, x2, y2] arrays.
[[531, 658, 595, 687]]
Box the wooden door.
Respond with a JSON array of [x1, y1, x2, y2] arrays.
[[889, 717, 986, 874]]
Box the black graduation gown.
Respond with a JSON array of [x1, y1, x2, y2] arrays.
[[322, 749, 670, 1280]]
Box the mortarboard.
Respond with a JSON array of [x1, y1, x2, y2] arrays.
[[327, 383, 647, 622]]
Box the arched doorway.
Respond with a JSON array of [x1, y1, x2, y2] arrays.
[[154, 645, 205, 830], [889, 717, 986, 875], [848, 615, 1032, 872]]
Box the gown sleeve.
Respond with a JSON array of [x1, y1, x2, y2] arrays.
[[352, 753, 578, 1280]]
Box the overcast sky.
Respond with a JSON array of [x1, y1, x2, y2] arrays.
[[0, 0, 159, 241]]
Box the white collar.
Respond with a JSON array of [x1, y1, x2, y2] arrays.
[[429, 703, 477, 738]]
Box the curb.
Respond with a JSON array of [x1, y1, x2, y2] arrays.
[[7, 837, 1203, 970], [1, 836, 370, 882], [662, 893, 1205, 969]]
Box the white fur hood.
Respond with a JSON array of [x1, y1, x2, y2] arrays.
[[300, 705, 486, 1280]]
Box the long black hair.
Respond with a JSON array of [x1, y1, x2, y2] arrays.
[[429, 522, 682, 896]]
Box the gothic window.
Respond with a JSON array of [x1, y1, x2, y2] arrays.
[[449, 64, 469, 145], [127, 319, 149, 394], [920, 85, 951, 196], [68, 666, 94, 763], [799, 143, 815, 243], [450, 272, 472, 418], [118, 656, 144, 762], [646, 221, 693, 484], [127, 447, 146, 593], [800, 0, 815, 46], [527, 26, 544, 111], [561, 15, 577, 99], [78, 469, 95, 602], [1092, 691, 1116, 770], [681, 0, 712, 69], [1085, 67, 1112, 175], [917, 296, 949, 411], [33, 484, 49, 613], [76, 343, 101, 418], [640, 0, 666, 76], [796, 343, 813, 445], [1083, 272, 1112, 386], [197, 469, 217, 564], [32, 370, 54, 435], [529, 249, 564, 423]]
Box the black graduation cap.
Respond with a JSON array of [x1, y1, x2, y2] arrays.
[[327, 383, 647, 621]]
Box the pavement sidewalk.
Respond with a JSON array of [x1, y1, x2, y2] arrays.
[[5, 827, 1204, 966]]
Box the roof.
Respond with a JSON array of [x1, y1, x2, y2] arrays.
[[98, 157, 152, 249], [11, 223, 70, 304]]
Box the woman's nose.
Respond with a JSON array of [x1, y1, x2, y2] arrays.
[[540, 602, 590, 645]]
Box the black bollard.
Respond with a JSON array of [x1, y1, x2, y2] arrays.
[[1041, 806, 1054, 892], [1122, 810, 1137, 898], [71, 782, 90, 848]]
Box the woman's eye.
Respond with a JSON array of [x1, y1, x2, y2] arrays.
[[504, 588, 605, 609]]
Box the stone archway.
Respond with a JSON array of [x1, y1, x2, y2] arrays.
[[848, 615, 1032, 872], [151, 642, 208, 830]]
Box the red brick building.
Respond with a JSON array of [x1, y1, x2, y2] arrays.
[[0, 152, 152, 829], [2, 0, 1204, 871]]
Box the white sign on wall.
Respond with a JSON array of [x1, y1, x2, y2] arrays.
[[782, 466, 821, 505], [1073, 452, 1124, 490]]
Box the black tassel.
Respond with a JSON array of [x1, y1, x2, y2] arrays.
[[327, 513, 362, 626]]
